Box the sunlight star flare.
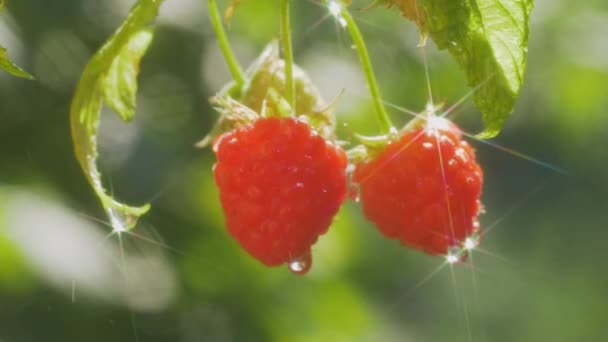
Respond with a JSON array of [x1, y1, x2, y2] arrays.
[[327, 0, 347, 27], [446, 253, 460, 264]]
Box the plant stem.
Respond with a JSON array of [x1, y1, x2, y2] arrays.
[[340, 5, 393, 134], [280, 0, 296, 111], [208, 0, 245, 88]]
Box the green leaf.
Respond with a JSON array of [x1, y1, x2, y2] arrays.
[[0, 46, 34, 79], [70, 0, 163, 231], [0, 1, 34, 80], [417, 0, 534, 138], [102, 29, 154, 121]]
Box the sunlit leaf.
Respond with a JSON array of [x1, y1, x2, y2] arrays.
[[0, 46, 34, 79], [0, 1, 34, 79], [70, 0, 164, 231], [102, 29, 154, 122], [393, 0, 534, 138]]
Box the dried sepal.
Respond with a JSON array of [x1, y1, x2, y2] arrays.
[[380, 0, 427, 44], [379, 0, 422, 21], [224, 0, 242, 26]]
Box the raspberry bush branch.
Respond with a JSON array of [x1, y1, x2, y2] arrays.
[[338, 2, 393, 135], [208, 0, 245, 92], [279, 0, 296, 111]]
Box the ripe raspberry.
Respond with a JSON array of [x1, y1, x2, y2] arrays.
[[213, 117, 347, 272], [352, 116, 483, 256]]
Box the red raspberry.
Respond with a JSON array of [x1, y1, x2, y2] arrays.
[[213, 117, 348, 273], [352, 116, 483, 256]]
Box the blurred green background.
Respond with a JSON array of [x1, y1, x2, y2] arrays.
[[1, 0, 607, 341]]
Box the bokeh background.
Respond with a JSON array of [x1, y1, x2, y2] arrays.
[[1, 0, 607, 341]]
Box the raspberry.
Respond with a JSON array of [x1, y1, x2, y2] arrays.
[[352, 116, 483, 256], [213, 117, 348, 273]]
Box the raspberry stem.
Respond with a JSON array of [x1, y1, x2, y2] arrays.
[[280, 0, 296, 111], [208, 0, 245, 89], [340, 5, 393, 134]]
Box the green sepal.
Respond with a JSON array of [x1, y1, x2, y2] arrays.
[[201, 41, 340, 147]]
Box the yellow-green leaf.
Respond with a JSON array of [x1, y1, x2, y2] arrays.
[[102, 29, 154, 122], [70, 0, 163, 231], [392, 0, 534, 138], [0, 2, 34, 79], [0, 46, 34, 79]]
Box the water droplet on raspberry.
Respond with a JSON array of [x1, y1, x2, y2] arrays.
[[463, 234, 479, 251], [288, 252, 312, 275], [446, 246, 466, 264], [472, 220, 481, 230], [463, 225, 481, 251], [422, 142, 433, 149], [455, 148, 468, 162]]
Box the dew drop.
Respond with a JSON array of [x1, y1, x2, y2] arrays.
[[440, 135, 454, 145], [446, 253, 460, 264], [327, 0, 347, 28], [463, 226, 481, 251], [472, 220, 481, 230], [107, 206, 142, 233], [107, 208, 130, 233], [446, 246, 466, 264], [422, 142, 434, 149], [463, 236, 478, 251], [455, 148, 468, 162], [449, 40, 463, 53], [288, 252, 312, 275]]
